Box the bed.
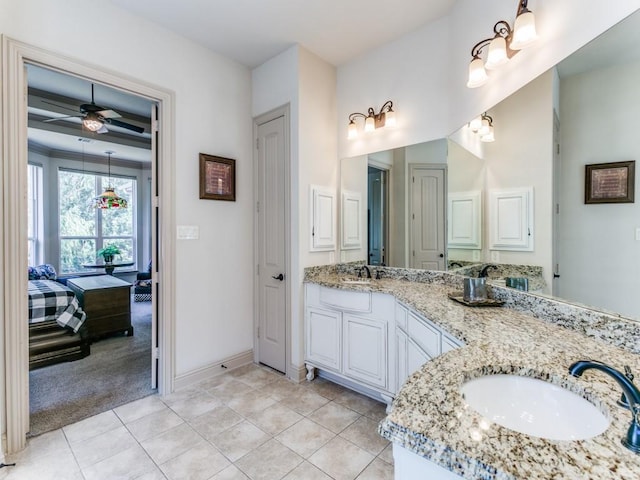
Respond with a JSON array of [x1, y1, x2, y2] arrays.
[[28, 279, 90, 370]]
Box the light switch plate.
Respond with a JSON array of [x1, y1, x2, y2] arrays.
[[177, 225, 199, 240]]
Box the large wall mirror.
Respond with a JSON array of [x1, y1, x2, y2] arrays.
[[339, 9, 640, 321]]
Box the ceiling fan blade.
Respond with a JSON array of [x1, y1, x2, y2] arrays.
[[42, 115, 83, 123], [97, 109, 122, 119], [104, 118, 145, 134], [97, 124, 109, 134], [40, 99, 79, 113]]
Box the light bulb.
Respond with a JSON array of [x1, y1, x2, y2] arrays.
[[485, 36, 508, 70], [467, 57, 488, 88], [384, 109, 396, 128], [510, 10, 538, 50], [364, 115, 375, 133]]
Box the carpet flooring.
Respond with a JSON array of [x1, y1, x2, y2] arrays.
[[29, 298, 156, 436]]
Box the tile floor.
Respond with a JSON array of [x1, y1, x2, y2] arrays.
[[2, 364, 394, 480]]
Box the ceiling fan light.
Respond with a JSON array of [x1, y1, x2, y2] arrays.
[[510, 10, 538, 50], [83, 113, 104, 132], [467, 57, 488, 88], [485, 36, 508, 70]]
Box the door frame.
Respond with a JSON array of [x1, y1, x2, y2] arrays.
[[252, 105, 291, 379], [1, 36, 176, 453]]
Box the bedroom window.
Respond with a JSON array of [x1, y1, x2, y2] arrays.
[[58, 169, 136, 274], [28, 164, 44, 266]]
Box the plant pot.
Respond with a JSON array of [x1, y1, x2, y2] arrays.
[[103, 254, 114, 264]]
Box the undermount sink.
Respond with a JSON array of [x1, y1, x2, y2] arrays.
[[460, 374, 609, 441], [340, 277, 372, 285]]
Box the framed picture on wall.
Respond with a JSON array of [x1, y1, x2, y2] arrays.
[[199, 153, 236, 201], [585, 160, 635, 204]]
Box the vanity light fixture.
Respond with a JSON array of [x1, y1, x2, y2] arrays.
[[469, 113, 495, 142], [347, 100, 396, 139], [466, 0, 538, 88]]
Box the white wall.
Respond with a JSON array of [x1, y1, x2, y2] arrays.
[[483, 70, 554, 289], [559, 61, 640, 319], [252, 46, 337, 371], [1, 0, 254, 377], [337, 0, 640, 160], [340, 155, 368, 263]]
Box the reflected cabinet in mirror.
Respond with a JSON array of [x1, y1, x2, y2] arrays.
[[339, 9, 640, 321]]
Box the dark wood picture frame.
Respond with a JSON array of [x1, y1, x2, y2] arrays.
[[199, 153, 236, 201], [585, 160, 635, 204]]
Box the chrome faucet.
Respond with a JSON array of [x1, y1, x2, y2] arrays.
[[479, 264, 497, 278], [569, 360, 640, 454]]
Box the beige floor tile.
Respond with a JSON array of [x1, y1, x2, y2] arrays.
[[82, 444, 158, 480], [378, 443, 394, 465], [282, 461, 332, 480], [275, 419, 335, 458], [4, 448, 82, 480], [211, 420, 270, 462], [228, 363, 260, 377], [13, 429, 70, 464], [301, 378, 348, 400], [333, 390, 385, 418], [227, 393, 277, 417], [211, 465, 250, 479], [233, 367, 282, 389], [308, 437, 374, 480], [339, 416, 389, 455], [166, 391, 222, 420], [207, 379, 255, 403], [161, 385, 205, 406], [141, 423, 204, 464], [127, 408, 184, 442], [160, 441, 230, 480], [70, 424, 138, 468], [189, 405, 244, 441], [234, 439, 303, 480], [355, 457, 393, 480], [279, 389, 329, 416], [308, 402, 360, 434], [62, 409, 122, 444], [135, 468, 169, 480], [255, 378, 304, 401], [114, 394, 167, 424], [196, 372, 237, 390], [248, 403, 302, 435]]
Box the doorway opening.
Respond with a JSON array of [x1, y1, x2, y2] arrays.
[[367, 165, 389, 266]]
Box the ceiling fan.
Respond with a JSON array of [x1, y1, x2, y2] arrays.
[[42, 84, 145, 134]]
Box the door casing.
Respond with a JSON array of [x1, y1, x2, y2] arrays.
[[1, 36, 176, 454]]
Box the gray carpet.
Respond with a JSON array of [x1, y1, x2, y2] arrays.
[[29, 298, 156, 436]]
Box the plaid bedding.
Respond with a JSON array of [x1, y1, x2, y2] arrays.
[[28, 280, 86, 333]]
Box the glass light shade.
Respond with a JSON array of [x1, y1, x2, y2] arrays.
[[94, 187, 128, 209], [480, 126, 495, 142], [469, 116, 483, 132], [364, 115, 375, 133], [466, 57, 488, 88], [348, 121, 358, 139], [83, 114, 104, 132], [485, 36, 508, 70], [384, 110, 396, 128], [510, 10, 538, 50], [478, 118, 491, 136]]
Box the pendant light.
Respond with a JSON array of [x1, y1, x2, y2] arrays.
[[94, 151, 128, 209]]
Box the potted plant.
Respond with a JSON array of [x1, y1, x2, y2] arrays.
[[97, 245, 121, 264]]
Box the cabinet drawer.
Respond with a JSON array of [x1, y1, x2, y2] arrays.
[[407, 312, 440, 358], [319, 286, 371, 312]]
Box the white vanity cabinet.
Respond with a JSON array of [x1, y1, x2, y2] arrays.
[[394, 302, 463, 392], [304, 284, 395, 400]]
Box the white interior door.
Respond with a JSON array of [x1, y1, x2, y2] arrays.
[[410, 165, 446, 270], [256, 115, 287, 373]]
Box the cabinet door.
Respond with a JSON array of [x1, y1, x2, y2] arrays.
[[407, 338, 431, 378], [306, 307, 341, 372], [407, 311, 441, 358], [343, 314, 387, 388]]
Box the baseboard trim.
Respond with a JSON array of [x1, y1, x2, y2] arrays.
[[173, 349, 254, 391], [289, 363, 307, 383]]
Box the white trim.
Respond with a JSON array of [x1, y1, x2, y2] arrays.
[[1, 36, 176, 454], [253, 105, 292, 380], [173, 350, 254, 390], [289, 363, 307, 383]]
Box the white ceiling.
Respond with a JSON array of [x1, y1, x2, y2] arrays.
[[107, 0, 456, 67]]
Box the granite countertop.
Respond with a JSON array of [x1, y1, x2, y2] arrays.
[[304, 267, 640, 480]]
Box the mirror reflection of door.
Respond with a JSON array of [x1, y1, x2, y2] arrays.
[[368, 166, 388, 266]]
